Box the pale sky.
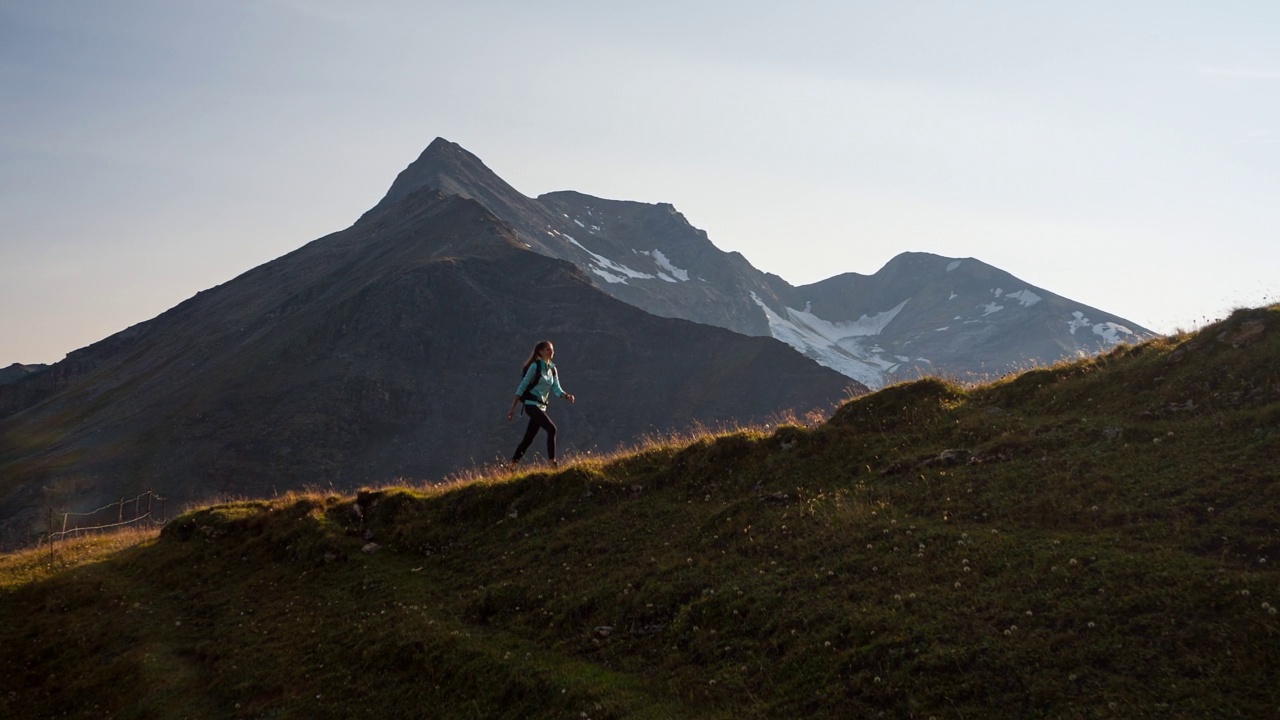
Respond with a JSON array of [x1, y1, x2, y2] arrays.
[[3, 0, 1278, 366]]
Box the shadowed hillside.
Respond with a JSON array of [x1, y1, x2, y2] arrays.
[[1, 305, 1277, 719]]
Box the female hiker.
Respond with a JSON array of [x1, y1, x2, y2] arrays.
[[507, 340, 575, 467]]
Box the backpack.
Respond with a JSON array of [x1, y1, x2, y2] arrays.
[[519, 359, 557, 406]]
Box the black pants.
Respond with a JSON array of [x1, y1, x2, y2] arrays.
[[512, 405, 557, 463]]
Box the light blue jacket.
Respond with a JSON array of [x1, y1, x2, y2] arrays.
[[515, 359, 566, 411]]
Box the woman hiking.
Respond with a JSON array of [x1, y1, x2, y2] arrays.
[[507, 340, 575, 467]]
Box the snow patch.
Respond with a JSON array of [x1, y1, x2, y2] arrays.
[[640, 249, 691, 281], [946, 260, 962, 272], [1069, 312, 1137, 344], [1005, 289, 1042, 307], [749, 293, 909, 389], [1067, 311, 1090, 335], [564, 235, 654, 283], [935, 327, 950, 332], [949, 292, 958, 301], [980, 302, 1004, 316], [590, 267, 628, 284], [1093, 322, 1137, 344]]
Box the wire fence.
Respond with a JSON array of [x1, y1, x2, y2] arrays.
[[44, 490, 168, 559]]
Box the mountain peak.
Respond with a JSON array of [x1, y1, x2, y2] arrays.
[[361, 138, 524, 221]]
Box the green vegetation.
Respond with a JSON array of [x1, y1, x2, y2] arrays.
[[2, 306, 1278, 719]]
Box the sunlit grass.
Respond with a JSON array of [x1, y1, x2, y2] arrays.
[[0, 525, 160, 590]]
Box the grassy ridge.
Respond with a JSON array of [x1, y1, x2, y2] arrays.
[[2, 306, 1278, 719]]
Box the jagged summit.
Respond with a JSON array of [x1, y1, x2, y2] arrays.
[[358, 139, 782, 337], [362, 138, 544, 226]]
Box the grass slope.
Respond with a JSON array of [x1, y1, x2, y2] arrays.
[[2, 306, 1278, 719]]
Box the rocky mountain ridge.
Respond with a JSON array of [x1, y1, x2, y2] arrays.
[[390, 138, 1156, 387]]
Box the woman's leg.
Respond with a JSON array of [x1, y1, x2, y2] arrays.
[[512, 409, 542, 463], [539, 409, 558, 462], [513, 406, 557, 463]]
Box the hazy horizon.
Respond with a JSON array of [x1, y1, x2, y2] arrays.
[[3, 1, 1278, 365]]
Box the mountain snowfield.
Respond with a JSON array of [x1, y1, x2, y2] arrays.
[[547, 209, 1144, 388], [750, 293, 911, 389], [364, 138, 1156, 390]]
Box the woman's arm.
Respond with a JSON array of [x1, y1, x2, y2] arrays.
[[551, 368, 573, 402]]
